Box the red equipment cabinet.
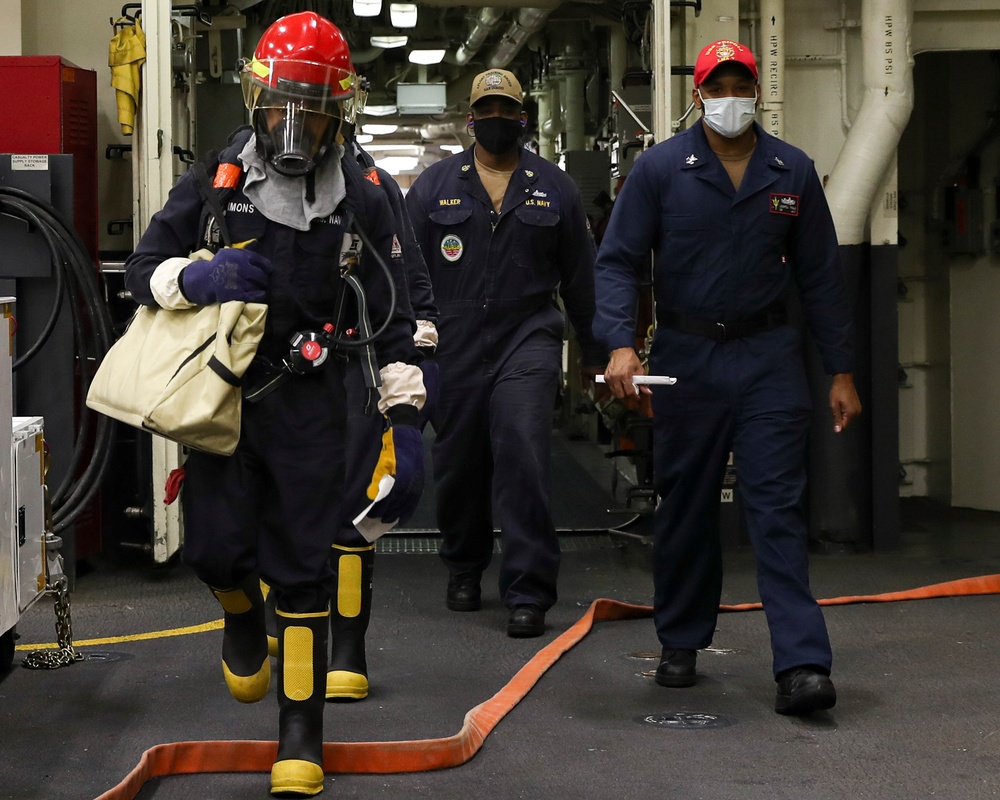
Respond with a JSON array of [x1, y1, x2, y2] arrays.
[[0, 56, 98, 263]]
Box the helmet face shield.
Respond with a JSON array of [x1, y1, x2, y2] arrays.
[[241, 57, 355, 116], [241, 57, 354, 175]]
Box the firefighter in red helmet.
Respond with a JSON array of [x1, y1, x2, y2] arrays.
[[124, 11, 425, 796]]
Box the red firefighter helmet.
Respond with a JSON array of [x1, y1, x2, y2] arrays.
[[241, 11, 356, 116], [241, 12, 357, 175]]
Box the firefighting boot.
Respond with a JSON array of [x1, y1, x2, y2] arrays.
[[326, 544, 375, 701], [211, 574, 270, 703], [271, 606, 330, 797], [263, 580, 279, 658]]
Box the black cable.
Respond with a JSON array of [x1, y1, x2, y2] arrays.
[[0, 187, 117, 533]]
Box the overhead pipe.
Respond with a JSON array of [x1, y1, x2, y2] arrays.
[[487, 8, 556, 69], [759, 0, 785, 139], [535, 80, 560, 161], [824, 0, 914, 244], [454, 8, 505, 66], [560, 69, 587, 151]]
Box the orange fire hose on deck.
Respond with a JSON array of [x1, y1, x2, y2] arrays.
[[95, 573, 1000, 800]]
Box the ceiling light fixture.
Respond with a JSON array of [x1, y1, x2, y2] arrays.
[[371, 34, 408, 48], [353, 0, 382, 17], [407, 48, 446, 66], [375, 156, 419, 175], [355, 133, 374, 144], [440, 144, 465, 153], [362, 123, 399, 136], [389, 3, 418, 28], [364, 103, 399, 116]]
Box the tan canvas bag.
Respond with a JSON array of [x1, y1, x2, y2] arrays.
[[86, 299, 268, 456]]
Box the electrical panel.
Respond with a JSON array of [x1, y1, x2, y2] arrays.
[[13, 417, 45, 615], [0, 57, 98, 263]]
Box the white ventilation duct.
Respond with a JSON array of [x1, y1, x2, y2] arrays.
[[454, 8, 505, 66], [824, 0, 914, 245], [487, 8, 555, 69]]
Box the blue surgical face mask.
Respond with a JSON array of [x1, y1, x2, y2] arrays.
[[698, 89, 758, 138]]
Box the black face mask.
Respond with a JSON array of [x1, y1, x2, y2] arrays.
[[472, 117, 523, 156]]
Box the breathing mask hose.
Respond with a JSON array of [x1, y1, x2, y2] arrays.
[[0, 186, 117, 532], [328, 217, 397, 349]]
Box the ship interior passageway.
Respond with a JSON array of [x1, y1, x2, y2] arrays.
[[2, 432, 1000, 799]]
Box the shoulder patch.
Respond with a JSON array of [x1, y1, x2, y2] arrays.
[[364, 168, 381, 186], [213, 162, 242, 189]]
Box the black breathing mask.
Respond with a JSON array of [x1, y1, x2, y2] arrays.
[[472, 117, 523, 156], [255, 105, 339, 177]]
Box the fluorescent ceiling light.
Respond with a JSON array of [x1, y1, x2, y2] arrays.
[[362, 123, 399, 135], [364, 104, 398, 116], [440, 144, 465, 153], [408, 48, 446, 66], [364, 144, 423, 154], [371, 35, 408, 48], [376, 156, 419, 175], [353, 0, 382, 17], [389, 3, 418, 27], [355, 133, 374, 144]]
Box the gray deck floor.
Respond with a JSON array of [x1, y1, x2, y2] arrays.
[[3, 452, 1000, 799]]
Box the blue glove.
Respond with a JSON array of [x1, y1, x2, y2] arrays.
[[417, 353, 439, 431], [180, 245, 272, 305], [366, 406, 425, 525]]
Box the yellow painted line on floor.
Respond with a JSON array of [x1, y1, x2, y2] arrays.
[[14, 618, 223, 650]]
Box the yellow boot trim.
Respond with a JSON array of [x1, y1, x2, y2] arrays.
[[267, 634, 279, 659], [336, 554, 362, 618], [222, 657, 270, 703], [325, 669, 369, 701], [276, 609, 328, 702], [213, 587, 251, 614], [270, 758, 324, 796]]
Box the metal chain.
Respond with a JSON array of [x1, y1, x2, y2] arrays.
[[21, 574, 83, 670]]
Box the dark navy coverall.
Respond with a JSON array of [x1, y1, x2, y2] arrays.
[[593, 121, 854, 676], [125, 137, 418, 613], [338, 158, 437, 544], [406, 145, 600, 611]]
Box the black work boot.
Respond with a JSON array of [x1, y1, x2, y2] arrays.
[[271, 605, 330, 797], [446, 572, 482, 612], [654, 648, 697, 688], [211, 574, 270, 703], [326, 544, 375, 701]]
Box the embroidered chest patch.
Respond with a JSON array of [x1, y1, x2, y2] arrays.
[[441, 234, 463, 262], [770, 193, 799, 216]]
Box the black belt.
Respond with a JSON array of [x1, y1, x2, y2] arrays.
[[656, 303, 788, 342]]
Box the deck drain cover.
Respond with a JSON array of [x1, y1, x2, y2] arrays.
[[640, 712, 735, 729], [84, 651, 134, 663]]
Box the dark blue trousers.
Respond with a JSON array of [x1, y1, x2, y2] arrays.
[[182, 364, 347, 614], [431, 331, 561, 610], [648, 326, 832, 677]]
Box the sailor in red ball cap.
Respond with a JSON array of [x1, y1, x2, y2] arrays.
[[593, 37, 861, 717]]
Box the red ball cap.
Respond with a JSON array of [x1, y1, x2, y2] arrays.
[[693, 39, 758, 86]]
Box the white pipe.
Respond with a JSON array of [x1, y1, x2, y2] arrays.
[[824, 0, 914, 245], [650, 0, 671, 143], [609, 24, 627, 95], [535, 84, 557, 161], [759, 0, 785, 139], [454, 8, 505, 66], [487, 8, 554, 68], [561, 70, 587, 151]]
